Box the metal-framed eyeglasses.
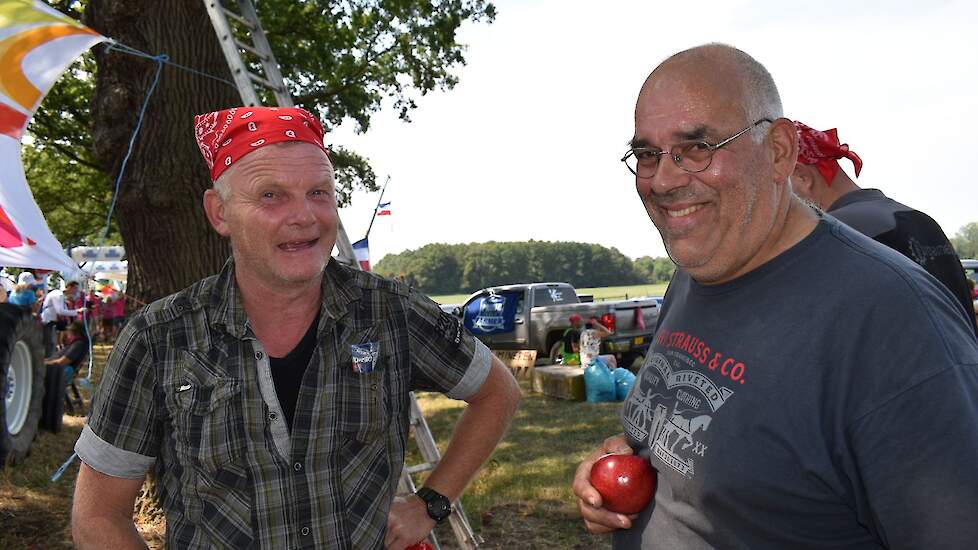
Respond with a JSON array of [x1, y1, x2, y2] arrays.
[[621, 118, 772, 179]]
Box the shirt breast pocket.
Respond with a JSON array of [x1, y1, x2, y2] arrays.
[[336, 368, 388, 444], [168, 352, 245, 473]]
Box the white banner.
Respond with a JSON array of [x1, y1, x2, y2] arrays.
[[0, 0, 107, 274]]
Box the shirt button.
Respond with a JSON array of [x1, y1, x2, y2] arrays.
[[268, 412, 277, 421], [300, 526, 310, 536], [255, 351, 263, 360], [293, 462, 303, 472]]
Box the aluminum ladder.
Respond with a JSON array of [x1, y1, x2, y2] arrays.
[[398, 393, 482, 550], [202, 0, 357, 267]]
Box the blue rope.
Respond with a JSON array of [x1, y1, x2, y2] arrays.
[[105, 40, 237, 89], [54, 43, 166, 483], [53, 38, 247, 482], [96, 47, 166, 245], [86, 43, 167, 382]]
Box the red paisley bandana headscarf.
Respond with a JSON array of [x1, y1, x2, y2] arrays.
[[193, 106, 329, 182], [794, 121, 863, 186]]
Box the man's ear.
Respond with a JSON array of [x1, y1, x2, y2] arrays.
[[203, 188, 230, 237], [768, 118, 798, 184]]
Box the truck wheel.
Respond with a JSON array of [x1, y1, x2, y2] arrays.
[[41, 364, 66, 433], [0, 304, 46, 466], [547, 341, 563, 365]]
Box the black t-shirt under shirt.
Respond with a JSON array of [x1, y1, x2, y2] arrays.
[[270, 312, 320, 430]]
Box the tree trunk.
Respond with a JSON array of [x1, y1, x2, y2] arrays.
[[85, 0, 237, 306]]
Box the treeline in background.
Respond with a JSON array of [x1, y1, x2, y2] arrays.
[[373, 240, 676, 295]]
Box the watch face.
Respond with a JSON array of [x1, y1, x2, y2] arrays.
[[427, 498, 451, 521]]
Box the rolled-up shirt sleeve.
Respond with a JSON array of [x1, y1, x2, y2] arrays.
[[407, 289, 491, 400], [75, 319, 159, 478]]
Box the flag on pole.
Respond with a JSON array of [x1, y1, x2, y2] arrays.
[[351, 238, 370, 271], [0, 0, 106, 273], [376, 201, 391, 216]]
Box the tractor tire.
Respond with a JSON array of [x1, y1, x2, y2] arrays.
[[0, 303, 46, 467], [41, 364, 66, 433]]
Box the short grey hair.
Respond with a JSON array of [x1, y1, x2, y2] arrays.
[[213, 170, 231, 201]]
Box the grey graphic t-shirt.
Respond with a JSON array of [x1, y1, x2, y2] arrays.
[[614, 218, 978, 550]]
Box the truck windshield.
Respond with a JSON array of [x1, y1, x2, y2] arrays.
[[532, 286, 577, 307]]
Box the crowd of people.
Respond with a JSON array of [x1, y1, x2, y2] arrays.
[[1, 270, 129, 357]]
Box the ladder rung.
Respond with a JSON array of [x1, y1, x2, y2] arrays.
[[222, 7, 255, 30], [246, 72, 282, 92], [405, 462, 436, 475], [233, 38, 268, 61]]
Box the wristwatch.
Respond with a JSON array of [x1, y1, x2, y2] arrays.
[[415, 486, 452, 524]]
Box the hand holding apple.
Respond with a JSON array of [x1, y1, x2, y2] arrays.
[[589, 454, 656, 514], [574, 434, 641, 534]]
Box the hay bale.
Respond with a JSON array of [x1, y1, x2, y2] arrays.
[[531, 366, 585, 401]]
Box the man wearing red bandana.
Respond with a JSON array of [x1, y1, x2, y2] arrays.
[[791, 121, 976, 337], [71, 106, 521, 549]]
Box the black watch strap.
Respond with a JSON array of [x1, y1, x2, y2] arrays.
[[415, 486, 452, 524]]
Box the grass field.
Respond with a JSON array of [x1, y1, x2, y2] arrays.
[[0, 347, 623, 549], [432, 282, 669, 305]]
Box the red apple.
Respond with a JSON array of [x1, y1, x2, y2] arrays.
[[405, 542, 434, 550], [589, 453, 656, 514]]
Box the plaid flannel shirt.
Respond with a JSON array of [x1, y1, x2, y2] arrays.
[[75, 258, 492, 549]]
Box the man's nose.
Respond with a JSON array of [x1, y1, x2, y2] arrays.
[[637, 155, 689, 198], [288, 197, 317, 225]]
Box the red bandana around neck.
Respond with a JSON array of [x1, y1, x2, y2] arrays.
[[794, 121, 863, 186], [193, 106, 329, 182]]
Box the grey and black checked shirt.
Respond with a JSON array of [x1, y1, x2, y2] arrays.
[[75, 258, 492, 549]]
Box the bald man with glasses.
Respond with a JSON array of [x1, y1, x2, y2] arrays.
[[573, 44, 978, 549]]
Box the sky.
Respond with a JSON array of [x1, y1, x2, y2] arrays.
[[331, 0, 978, 265]]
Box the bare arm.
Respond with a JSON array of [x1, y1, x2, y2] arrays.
[[51, 294, 84, 317], [45, 355, 71, 366], [72, 462, 148, 549], [589, 318, 613, 338], [386, 357, 521, 549]]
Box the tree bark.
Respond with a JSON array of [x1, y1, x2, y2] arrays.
[[85, 0, 237, 306]]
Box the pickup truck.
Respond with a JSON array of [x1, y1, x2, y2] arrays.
[[459, 282, 659, 367]]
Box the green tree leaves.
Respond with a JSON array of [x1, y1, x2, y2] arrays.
[[375, 241, 675, 294], [952, 222, 978, 259], [262, 0, 496, 130], [633, 256, 676, 284], [23, 0, 494, 257]]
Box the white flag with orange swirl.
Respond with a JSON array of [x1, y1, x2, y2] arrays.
[[0, 0, 105, 273]]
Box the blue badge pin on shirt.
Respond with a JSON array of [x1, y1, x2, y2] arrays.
[[351, 342, 380, 374]]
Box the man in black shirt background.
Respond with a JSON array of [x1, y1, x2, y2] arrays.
[[45, 321, 89, 379], [790, 121, 977, 338]]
